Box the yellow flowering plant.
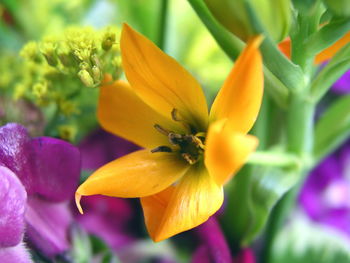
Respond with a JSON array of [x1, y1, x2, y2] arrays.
[[75, 24, 263, 241]]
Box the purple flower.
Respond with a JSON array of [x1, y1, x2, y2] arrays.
[[0, 123, 81, 259], [332, 69, 350, 94], [192, 217, 232, 263], [299, 141, 350, 236]]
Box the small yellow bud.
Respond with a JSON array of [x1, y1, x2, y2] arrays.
[[32, 82, 48, 98], [41, 40, 58, 66], [92, 66, 101, 83], [59, 100, 79, 116], [58, 125, 77, 142], [79, 61, 90, 70], [57, 42, 75, 67], [20, 42, 42, 63], [78, 69, 94, 87], [102, 29, 116, 51]]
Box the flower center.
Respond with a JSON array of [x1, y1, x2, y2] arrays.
[[151, 109, 206, 165]]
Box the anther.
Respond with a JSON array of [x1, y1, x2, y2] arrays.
[[151, 146, 173, 153], [181, 153, 196, 165], [168, 133, 183, 145], [192, 136, 205, 150]]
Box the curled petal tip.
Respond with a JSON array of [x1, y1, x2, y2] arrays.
[[250, 35, 264, 48], [75, 192, 84, 215]]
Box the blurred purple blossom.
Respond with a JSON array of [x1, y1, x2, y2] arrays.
[[76, 129, 139, 250], [74, 195, 135, 250], [192, 217, 232, 263], [299, 141, 350, 235], [332, 69, 350, 94], [0, 123, 81, 260], [79, 128, 139, 171]]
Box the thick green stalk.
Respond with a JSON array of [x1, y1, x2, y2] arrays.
[[187, 0, 244, 61], [157, 0, 169, 50], [262, 92, 315, 263], [187, 0, 290, 108]]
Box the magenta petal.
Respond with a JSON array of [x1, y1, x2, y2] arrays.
[[30, 137, 81, 201], [25, 196, 72, 257], [0, 124, 33, 193], [0, 123, 80, 201], [0, 166, 27, 248], [193, 217, 232, 263], [235, 248, 256, 263], [0, 242, 33, 263]]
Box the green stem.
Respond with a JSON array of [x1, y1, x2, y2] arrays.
[[157, 0, 169, 50], [287, 95, 315, 157], [187, 0, 244, 61]]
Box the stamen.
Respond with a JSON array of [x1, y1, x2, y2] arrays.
[[192, 136, 205, 150], [195, 132, 206, 138], [171, 108, 192, 133], [171, 108, 182, 121], [151, 146, 173, 153], [154, 124, 171, 136]]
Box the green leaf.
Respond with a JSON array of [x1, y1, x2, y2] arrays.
[[314, 95, 350, 163], [310, 43, 350, 102], [304, 17, 350, 58], [222, 165, 300, 246], [270, 216, 350, 263], [292, 0, 319, 14], [71, 227, 93, 263]]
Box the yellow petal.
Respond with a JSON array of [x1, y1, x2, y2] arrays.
[[315, 31, 350, 64], [98, 80, 184, 149], [76, 149, 189, 213], [210, 36, 264, 134], [205, 120, 258, 185], [141, 165, 224, 242], [121, 24, 209, 131], [140, 186, 174, 238]]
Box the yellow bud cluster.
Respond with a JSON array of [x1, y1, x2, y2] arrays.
[[9, 25, 122, 141]]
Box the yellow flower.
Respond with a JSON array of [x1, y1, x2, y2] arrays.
[[75, 24, 264, 242]]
